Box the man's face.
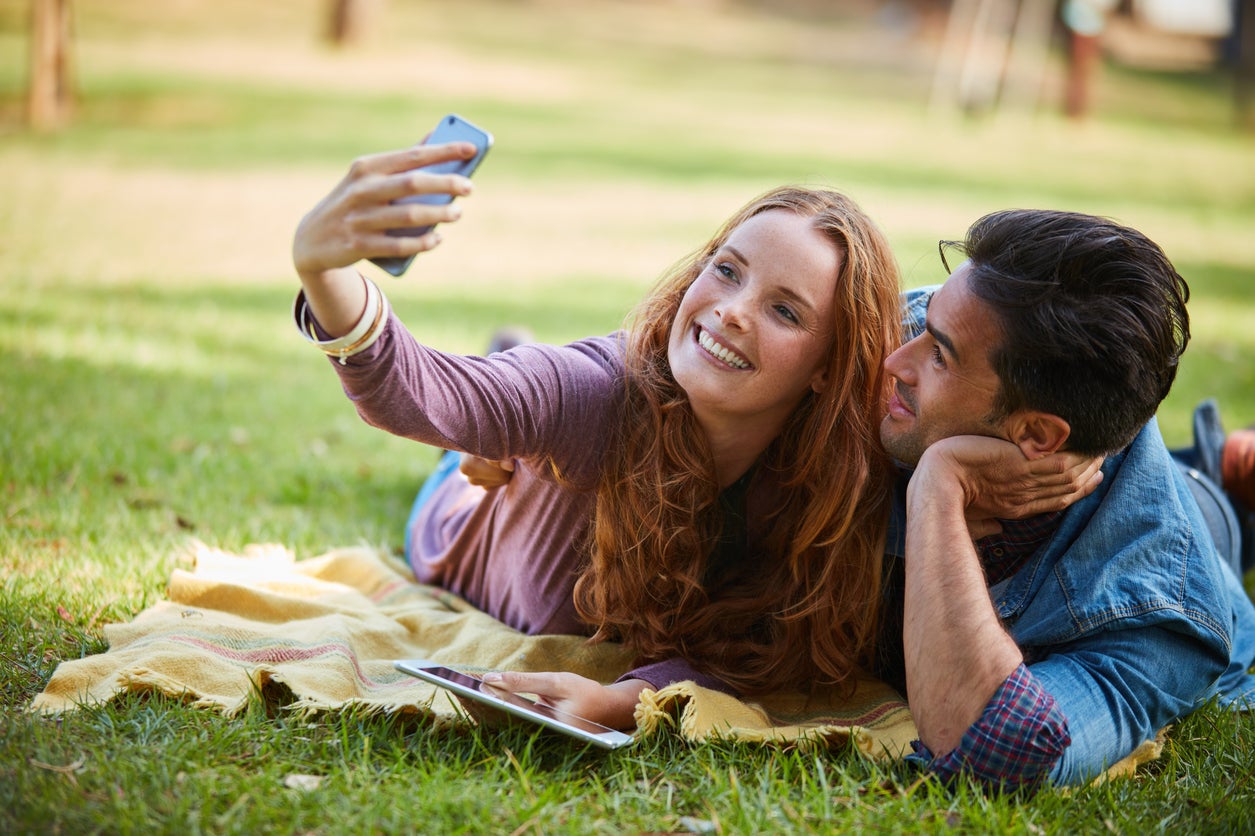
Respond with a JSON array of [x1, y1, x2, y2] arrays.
[[880, 263, 1010, 466]]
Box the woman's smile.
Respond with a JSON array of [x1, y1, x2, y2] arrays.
[[696, 326, 751, 370]]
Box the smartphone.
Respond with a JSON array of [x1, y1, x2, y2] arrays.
[[370, 113, 493, 277], [394, 659, 636, 750]]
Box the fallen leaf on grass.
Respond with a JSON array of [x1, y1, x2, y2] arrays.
[[29, 755, 85, 774], [30, 754, 87, 786], [284, 774, 324, 791]]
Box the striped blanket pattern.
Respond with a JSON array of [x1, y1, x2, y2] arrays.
[[31, 542, 919, 760]]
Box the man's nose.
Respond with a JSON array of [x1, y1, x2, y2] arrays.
[[884, 336, 918, 380]]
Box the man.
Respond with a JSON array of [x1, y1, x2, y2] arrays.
[[878, 209, 1255, 789]]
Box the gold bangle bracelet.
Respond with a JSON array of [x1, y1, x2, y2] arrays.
[[324, 290, 388, 364]]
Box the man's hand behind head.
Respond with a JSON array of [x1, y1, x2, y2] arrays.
[[919, 435, 1104, 539]]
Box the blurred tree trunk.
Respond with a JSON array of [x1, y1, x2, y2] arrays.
[[1238, 0, 1255, 129], [327, 0, 380, 46], [28, 0, 73, 130], [1064, 28, 1101, 119], [1061, 0, 1114, 120]]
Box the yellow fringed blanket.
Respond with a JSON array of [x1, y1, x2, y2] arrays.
[[31, 543, 917, 760]]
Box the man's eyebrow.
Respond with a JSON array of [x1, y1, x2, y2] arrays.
[[926, 322, 958, 362], [923, 295, 959, 362]]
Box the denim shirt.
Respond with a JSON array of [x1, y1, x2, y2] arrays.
[[994, 419, 1255, 784], [892, 286, 1255, 786]]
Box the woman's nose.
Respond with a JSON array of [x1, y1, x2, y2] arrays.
[[715, 292, 750, 331]]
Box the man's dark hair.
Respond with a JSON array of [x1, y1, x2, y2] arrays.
[[942, 209, 1190, 455]]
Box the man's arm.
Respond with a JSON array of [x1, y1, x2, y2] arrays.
[[900, 435, 1095, 786], [902, 447, 1025, 754]]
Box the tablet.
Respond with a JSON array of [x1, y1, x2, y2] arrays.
[[394, 659, 635, 750]]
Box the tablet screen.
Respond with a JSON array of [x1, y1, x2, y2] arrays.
[[394, 660, 635, 750]]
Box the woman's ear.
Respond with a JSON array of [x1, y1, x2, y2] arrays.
[[809, 366, 831, 394], [1006, 411, 1071, 460]]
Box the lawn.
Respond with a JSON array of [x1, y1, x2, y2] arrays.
[[2, 0, 1254, 832]]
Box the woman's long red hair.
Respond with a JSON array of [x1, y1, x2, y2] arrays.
[[574, 186, 902, 695]]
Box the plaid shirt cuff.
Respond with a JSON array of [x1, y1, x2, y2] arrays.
[[907, 663, 1071, 791]]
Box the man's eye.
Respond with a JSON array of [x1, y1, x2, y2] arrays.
[[930, 344, 946, 367]]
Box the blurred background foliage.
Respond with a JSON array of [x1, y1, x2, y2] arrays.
[[1, 0, 1252, 558]]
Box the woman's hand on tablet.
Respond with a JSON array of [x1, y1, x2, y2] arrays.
[[480, 671, 647, 730]]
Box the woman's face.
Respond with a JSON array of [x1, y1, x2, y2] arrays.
[[667, 209, 839, 435]]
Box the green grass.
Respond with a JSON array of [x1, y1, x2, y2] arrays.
[[3, 0, 1255, 832], [5, 693, 1252, 834]]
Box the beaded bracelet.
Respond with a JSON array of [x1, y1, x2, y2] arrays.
[[293, 274, 390, 365]]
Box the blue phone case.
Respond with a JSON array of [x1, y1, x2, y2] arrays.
[[371, 113, 493, 277]]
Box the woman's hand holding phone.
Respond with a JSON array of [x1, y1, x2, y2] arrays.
[[293, 143, 476, 278], [292, 113, 492, 335], [370, 113, 494, 276], [291, 143, 476, 336]]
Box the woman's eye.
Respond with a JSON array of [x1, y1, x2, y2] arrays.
[[716, 263, 737, 281], [774, 304, 798, 324]]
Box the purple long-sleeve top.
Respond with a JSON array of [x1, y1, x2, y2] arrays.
[[304, 298, 731, 692]]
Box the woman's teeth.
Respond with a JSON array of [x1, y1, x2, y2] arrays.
[[699, 329, 749, 369]]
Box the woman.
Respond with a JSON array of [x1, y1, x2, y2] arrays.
[[292, 140, 901, 728]]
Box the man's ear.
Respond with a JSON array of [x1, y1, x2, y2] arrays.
[[1006, 411, 1071, 460]]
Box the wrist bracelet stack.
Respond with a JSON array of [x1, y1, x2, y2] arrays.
[[293, 274, 390, 365]]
